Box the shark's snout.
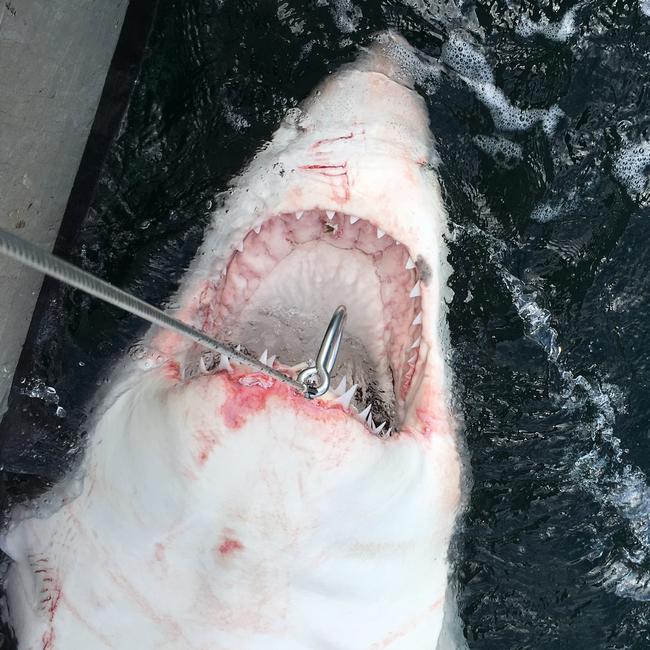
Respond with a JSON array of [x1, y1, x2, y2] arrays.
[[355, 30, 420, 89]]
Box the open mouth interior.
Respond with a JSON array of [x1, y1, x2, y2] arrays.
[[190, 210, 424, 435]]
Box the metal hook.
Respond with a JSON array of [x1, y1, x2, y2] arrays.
[[298, 305, 347, 399]]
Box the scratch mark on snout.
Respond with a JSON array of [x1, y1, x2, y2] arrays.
[[298, 162, 351, 203]]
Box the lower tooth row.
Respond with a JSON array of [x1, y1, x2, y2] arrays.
[[181, 353, 393, 437], [329, 378, 390, 436]]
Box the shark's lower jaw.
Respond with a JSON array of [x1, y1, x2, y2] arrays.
[[185, 209, 424, 435]]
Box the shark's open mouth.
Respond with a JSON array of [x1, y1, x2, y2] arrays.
[[187, 209, 424, 435]]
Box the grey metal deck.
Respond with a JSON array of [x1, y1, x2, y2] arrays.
[[0, 0, 129, 414]]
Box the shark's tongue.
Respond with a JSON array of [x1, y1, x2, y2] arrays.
[[205, 209, 424, 427]]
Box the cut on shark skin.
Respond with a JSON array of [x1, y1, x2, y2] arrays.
[[1, 32, 465, 649]]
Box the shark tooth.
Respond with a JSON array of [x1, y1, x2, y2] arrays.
[[200, 352, 216, 373], [253, 224, 261, 234], [259, 349, 269, 365], [334, 384, 358, 409], [358, 404, 371, 421], [332, 377, 347, 396], [183, 364, 198, 380], [409, 337, 421, 350], [409, 282, 421, 298], [374, 421, 387, 435], [349, 215, 359, 224], [326, 210, 335, 220], [295, 211, 304, 220], [218, 354, 233, 372], [267, 354, 276, 366], [405, 256, 416, 270], [376, 228, 385, 239], [411, 312, 422, 326]]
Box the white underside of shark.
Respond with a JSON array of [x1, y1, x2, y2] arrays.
[[2, 33, 465, 649]]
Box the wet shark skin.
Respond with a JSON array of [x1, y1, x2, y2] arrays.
[[1, 33, 464, 649]]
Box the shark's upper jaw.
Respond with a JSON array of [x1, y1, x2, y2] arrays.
[[188, 208, 425, 434]]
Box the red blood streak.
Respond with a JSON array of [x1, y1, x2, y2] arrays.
[[300, 164, 348, 171], [311, 132, 355, 148], [220, 377, 275, 429], [42, 629, 55, 650], [163, 360, 181, 382], [154, 543, 166, 562], [47, 584, 62, 621], [416, 408, 449, 437], [218, 539, 244, 555], [401, 364, 416, 400], [298, 162, 351, 202], [194, 428, 217, 465], [220, 372, 351, 431], [372, 597, 444, 648]]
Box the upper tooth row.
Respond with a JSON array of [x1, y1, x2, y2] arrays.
[[242, 213, 419, 260]]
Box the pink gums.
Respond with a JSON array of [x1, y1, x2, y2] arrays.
[[219, 371, 350, 431], [220, 375, 277, 429]]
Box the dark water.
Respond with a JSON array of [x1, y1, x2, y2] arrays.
[[3, 0, 650, 647]]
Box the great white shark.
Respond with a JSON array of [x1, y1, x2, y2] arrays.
[[1, 33, 465, 649]]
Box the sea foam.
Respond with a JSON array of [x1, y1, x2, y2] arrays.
[[442, 32, 564, 136], [516, 4, 582, 42]]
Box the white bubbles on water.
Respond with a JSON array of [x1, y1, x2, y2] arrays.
[[530, 203, 563, 223], [400, 0, 465, 27], [21, 380, 60, 406], [472, 81, 564, 135], [530, 186, 581, 223], [442, 32, 564, 137], [516, 4, 582, 42], [502, 269, 650, 602], [473, 134, 523, 169], [613, 141, 650, 197], [222, 101, 251, 133], [502, 272, 561, 361], [18, 379, 67, 419], [642, 0, 650, 18], [319, 0, 362, 34], [277, 2, 305, 34], [441, 32, 494, 85]]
